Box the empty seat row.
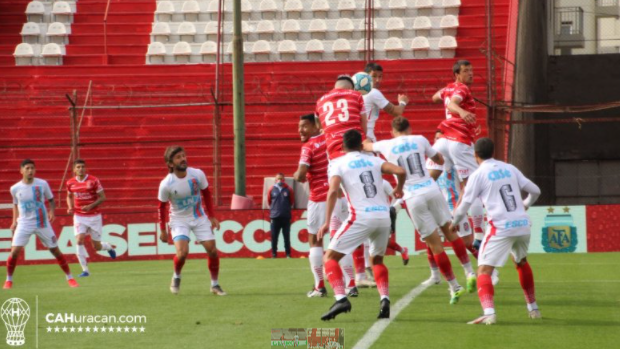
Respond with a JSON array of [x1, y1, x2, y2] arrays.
[[20, 22, 72, 44], [26, 1, 75, 23], [13, 43, 64, 66]]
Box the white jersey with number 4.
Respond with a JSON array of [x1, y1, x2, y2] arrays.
[[328, 152, 389, 219], [372, 135, 439, 197], [462, 159, 533, 236], [158, 167, 209, 222]]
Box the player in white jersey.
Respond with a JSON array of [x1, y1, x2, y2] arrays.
[[362, 63, 409, 142], [451, 138, 541, 325], [364, 117, 476, 302], [158, 146, 226, 296], [4, 159, 79, 289], [318, 130, 405, 320]]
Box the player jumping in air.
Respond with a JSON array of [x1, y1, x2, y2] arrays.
[[66, 159, 116, 277], [5, 159, 79, 289], [451, 138, 541, 325], [318, 130, 406, 320], [158, 146, 225, 296]]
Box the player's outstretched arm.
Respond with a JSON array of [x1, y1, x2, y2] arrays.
[[48, 199, 55, 223], [10, 204, 18, 233], [293, 164, 309, 183], [383, 94, 409, 117], [381, 162, 405, 199], [447, 96, 475, 124], [66, 191, 74, 214], [201, 187, 220, 230], [521, 180, 541, 210], [158, 201, 169, 242], [430, 152, 444, 166], [361, 139, 375, 152], [318, 176, 341, 240], [432, 89, 443, 104]]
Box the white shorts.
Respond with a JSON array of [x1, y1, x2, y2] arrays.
[[13, 223, 58, 248], [328, 216, 390, 256], [307, 200, 326, 235], [433, 138, 478, 180], [405, 190, 452, 239], [169, 216, 214, 242], [479, 229, 530, 267], [73, 214, 103, 241], [457, 219, 473, 238], [329, 197, 349, 233]]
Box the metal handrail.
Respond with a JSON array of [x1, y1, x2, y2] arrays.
[[103, 0, 112, 64]]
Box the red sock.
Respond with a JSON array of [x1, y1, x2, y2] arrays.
[[426, 246, 437, 268], [352, 246, 365, 274], [433, 251, 455, 281], [478, 273, 495, 311], [325, 259, 346, 297], [173, 256, 186, 276], [207, 255, 220, 282], [372, 264, 389, 298], [387, 236, 403, 253], [55, 254, 71, 276], [466, 244, 479, 259], [451, 238, 470, 265], [6, 256, 17, 277], [517, 262, 536, 304]]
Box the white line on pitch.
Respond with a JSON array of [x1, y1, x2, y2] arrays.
[[353, 282, 431, 349]]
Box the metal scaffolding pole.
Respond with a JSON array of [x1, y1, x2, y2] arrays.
[[232, 0, 246, 197]]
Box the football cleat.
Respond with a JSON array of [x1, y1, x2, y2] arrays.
[[108, 249, 117, 259], [347, 286, 359, 298], [467, 314, 496, 325], [307, 287, 327, 298], [450, 286, 465, 305], [321, 298, 352, 321], [466, 273, 477, 293], [377, 298, 390, 319], [401, 247, 409, 266], [529, 309, 542, 319], [422, 275, 442, 286], [78, 271, 90, 278], [67, 279, 79, 288], [210, 284, 227, 296], [170, 277, 181, 295], [357, 279, 376, 288], [3, 281, 13, 289]]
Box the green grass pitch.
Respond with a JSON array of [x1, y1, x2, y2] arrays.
[[2, 252, 619, 349]]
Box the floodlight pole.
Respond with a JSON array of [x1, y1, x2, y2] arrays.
[[232, 0, 246, 197]]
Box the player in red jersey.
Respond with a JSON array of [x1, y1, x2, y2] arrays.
[[315, 75, 368, 160], [66, 159, 116, 277], [432, 60, 486, 250]]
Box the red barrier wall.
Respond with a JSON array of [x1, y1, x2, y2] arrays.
[[586, 205, 620, 252]]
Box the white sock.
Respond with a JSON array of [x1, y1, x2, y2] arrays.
[[430, 267, 441, 279], [484, 307, 496, 316], [527, 302, 538, 311], [335, 294, 346, 301], [309, 247, 324, 289], [76, 244, 89, 272], [381, 295, 389, 301], [66, 274, 73, 280], [100, 242, 113, 251], [173, 272, 181, 279], [339, 254, 355, 287], [363, 242, 371, 269], [447, 278, 459, 291], [462, 262, 474, 276], [356, 272, 367, 282], [211, 279, 218, 287], [6, 276, 12, 282]]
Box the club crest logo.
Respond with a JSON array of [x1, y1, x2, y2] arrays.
[[541, 207, 578, 253]]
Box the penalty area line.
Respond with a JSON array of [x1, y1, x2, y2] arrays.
[[352, 281, 431, 349]]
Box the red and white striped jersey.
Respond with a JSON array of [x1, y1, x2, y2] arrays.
[[438, 82, 480, 145], [299, 134, 329, 202], [66, 175, 104, 217], [315, 88, 366, 160]]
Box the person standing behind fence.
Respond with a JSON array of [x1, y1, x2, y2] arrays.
[[268, 173, 295, 258]]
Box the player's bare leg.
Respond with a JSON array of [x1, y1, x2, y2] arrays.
[[75, 233, 90, 277], [441, 223, 477, 292], [202, 240, 226, 296], [92, 238, 116, 259], [370, 254, 390, 319], [515, 257, 540, 319], [321, 250, 352, 321], [49, 247, 78, 288], [424, 231, 464, 304], [170, 239, 189, 294], [468, 264, 496, 325], [307, 234, 327, 297]]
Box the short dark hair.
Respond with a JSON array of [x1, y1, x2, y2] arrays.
[[364, 62, 383, 73], [300, 114, 315, 124], [343, 130, 362, 151], [391, 117, 410, 133], [74, 159, 86, 166], [21, 159, 35, 168], [164, 145, 185, 173], [474, 138, 494, 160], [452, 60, 471, 76], [336, 74, 354, 88]]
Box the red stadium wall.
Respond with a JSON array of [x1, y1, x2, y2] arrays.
[[586, 205, 620, 252]]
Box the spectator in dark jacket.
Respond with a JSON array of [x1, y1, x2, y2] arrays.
[[268, 173, 295, 258]]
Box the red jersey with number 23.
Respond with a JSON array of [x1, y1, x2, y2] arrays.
[[66, 175, 104, 217], [315, 88, 366, 160], [438, 82, 480, 145], [299, 134, 329, 202]]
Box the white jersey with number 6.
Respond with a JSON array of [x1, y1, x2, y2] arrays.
[[461, 159, 534, 236], [328, 152, 389, 219]]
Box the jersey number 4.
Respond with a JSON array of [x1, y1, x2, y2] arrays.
[[324, 99, 350, 126]]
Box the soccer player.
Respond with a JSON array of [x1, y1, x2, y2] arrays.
[[157, 146, 225, 296], [66, 159, 116, 277], [293, 113, 329, 297], [364, 117, 475, 302], [315, 75, 368, 160], [432, 60, 486, 245], [363, 62, 410, 142], [318, 130, 406, 321], [4, 159, 79, 289], [451, 138, 541, 325]]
